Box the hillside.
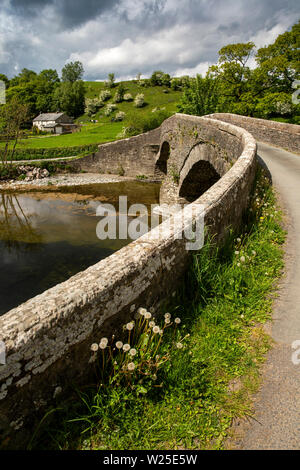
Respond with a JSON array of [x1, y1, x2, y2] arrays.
[[9, 80, 182, 150]]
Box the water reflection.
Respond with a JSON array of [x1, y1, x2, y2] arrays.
[[0, 182, 160, 315]]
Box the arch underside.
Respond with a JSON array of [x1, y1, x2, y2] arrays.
[[155, 141, 170, 176], [179, 159, 221, 202]]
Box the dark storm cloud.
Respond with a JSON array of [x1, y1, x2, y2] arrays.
[[10, 0, 121, 28], [1, 0, 299, 80]]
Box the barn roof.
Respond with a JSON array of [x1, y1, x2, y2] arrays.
[[33, 113, 65, 122]]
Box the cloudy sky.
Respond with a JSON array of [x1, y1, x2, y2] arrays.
[[0, 0, 299, 81]]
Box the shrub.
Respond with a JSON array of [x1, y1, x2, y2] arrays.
[[114, 111, 126, 122], [104, 103, 117, 116], [123, 93, 133, 101], [100, 89, 111, 102], [134, 93, 145, 108], [85, 98, 103, 116]]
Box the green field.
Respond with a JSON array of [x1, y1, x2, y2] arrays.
[[6, 81, 182, 150]]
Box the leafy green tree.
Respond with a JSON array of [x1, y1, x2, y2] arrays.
[[0, 74, 9, 88], [107, 73, 116, 88], [0, 97, 30, 164], [54, 80, 85, 117], [150, 71, 171, 87], [39, 69, 60, 85], [61, 61, 84, 83], [209, 42, 255, 113], [178, 74, 220, 116]]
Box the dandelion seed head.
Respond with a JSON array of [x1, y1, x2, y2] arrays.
[[129, 348, 137, 356], [138, 307, 147, 316], [165, 318, 171, 324], [176, 342, 183, 349], [175, 318, 181, 324], [100, 337, 108, 345], [153, 326, 160, 334], [145, 312, 152, 319], [127, 362, 135, 371], [126, 322, 134, 331], [149, 321, 155, 328], [164, 312, 171, 319], [99, 342, 107, 349], [116, 341, 123, 349], [123, 343, 130, 352], [90, 343, 98, 352], [240, 256, 246, 263]]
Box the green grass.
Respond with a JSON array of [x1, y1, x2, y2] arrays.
[[1, 81, 182, 151], [29, 168, 285, 451]]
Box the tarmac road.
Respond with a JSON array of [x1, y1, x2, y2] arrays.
[[238, 142, 300, 449]]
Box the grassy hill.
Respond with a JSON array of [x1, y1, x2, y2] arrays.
[[8, 80, 182, 151]]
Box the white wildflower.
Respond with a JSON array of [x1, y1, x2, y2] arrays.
[[176, 342, 183, 349], [240, 256, 246, 263]]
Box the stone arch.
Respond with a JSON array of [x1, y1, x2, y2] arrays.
[[155, 141, 170, 176], [179, 160, 221, 202]]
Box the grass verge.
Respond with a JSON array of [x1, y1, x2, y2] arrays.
[[30, 168, 285, 450]]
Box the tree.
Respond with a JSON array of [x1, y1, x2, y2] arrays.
[[0, 74, 9, 88], [54, 80, 85, 117], [178, 74, 220, 116], [209, 42, 256, 113], [106, 73, 116, 88], [61, 61, 84, 83], [0, 97, 30, 165], [39, 69, 60, 85], [150, 70, 171, 87], [113, 83, 126, 103]]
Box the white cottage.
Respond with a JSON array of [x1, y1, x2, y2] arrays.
[[33, 113, 77, 134]]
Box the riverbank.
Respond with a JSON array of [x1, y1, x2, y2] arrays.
[[0, 173, 160, 192]]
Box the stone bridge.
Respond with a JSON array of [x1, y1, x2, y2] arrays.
[[0, 112, 299, 447]]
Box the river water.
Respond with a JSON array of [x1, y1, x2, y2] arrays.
[[0, 182, 160, 316]]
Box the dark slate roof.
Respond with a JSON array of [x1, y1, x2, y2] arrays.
[[33, 113, 65, 122]]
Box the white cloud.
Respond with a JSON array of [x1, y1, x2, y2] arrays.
[[0, 0, 299, 79]]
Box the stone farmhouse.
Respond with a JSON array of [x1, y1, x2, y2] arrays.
[[33, 112, 78, 134]]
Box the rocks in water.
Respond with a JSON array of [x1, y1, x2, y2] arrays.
[[17, 165, 49, 181]]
